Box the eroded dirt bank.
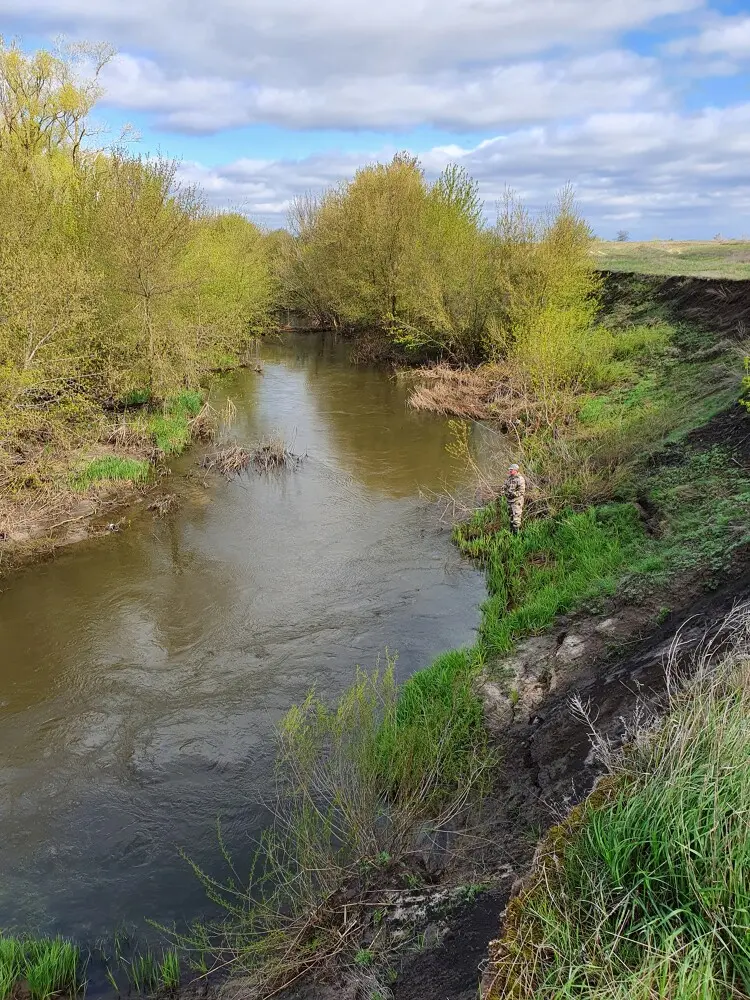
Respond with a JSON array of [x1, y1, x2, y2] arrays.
[[380, 406, 750, 1000], [388, 567, 750, 1000], [599, 270, 750, 338]]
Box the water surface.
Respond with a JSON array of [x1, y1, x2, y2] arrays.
[[0, 334, 485, 941]]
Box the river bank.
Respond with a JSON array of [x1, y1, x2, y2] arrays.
[[221, 274, 750, 998], [4, 270, 750, 999]]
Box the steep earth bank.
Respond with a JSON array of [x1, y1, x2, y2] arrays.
[[392, 543, 750, 1000]]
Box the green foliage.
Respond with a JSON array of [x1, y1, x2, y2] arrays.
[[173, 658, 494, 995], [0, 38, 277, 486], [158, 950, 180, 991], [632, 446, 750, 586], [0, 936, 24, 999], [24, 939, 80, 1000], [609, 322, 673, 361], [280, 158, 598, 367], [146, 390, 206, 455], [119, 388, 152, 408], [168, 390, 203, 418], [0, 934, 80, 1000], [494, 654, 750, 998], [353, 949, 374, 968], [491, 186, 605, 391], [128, 951, 160, 994], [71, 455, 150, 490], [381, 647, 488, 798], [455, 504, 645, 655]]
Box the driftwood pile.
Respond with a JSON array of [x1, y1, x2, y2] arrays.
[[200, 436, 303, 480]]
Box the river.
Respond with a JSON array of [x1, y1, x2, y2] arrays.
[[0, 334, 486, 945]]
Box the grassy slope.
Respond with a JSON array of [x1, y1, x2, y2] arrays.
[[486, 651, 750, 999], [593, 240, 750, 279], [469, 277, 750, 997]]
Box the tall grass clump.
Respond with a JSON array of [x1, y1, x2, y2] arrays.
[[24, 939, 80, 1000], [486, 610, 750, 999], [175, 657, 494, 996], [0, 935, 80, 1000], [70, 455, 150, 490], [0, 936, 24, 999]]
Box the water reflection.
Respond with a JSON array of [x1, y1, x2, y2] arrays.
[[0, 334, 485, 941]]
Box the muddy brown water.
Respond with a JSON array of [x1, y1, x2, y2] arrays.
[[0, 334, 486, 946]]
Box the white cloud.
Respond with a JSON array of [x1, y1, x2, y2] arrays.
[[671, 14, 750, 60], [100, 49, 664, 132], [9, 0, 703, 84], [178, 103, 750, 239]]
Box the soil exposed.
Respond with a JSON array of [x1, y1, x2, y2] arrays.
[[599, 271, 750, 340], [388, 569, 750, 1000], [380, 407, 750, 1000]]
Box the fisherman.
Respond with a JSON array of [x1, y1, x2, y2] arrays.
[[502, 463, 526, 535]]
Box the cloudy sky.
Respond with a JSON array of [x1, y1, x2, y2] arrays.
[[5, 0, 750, 237]]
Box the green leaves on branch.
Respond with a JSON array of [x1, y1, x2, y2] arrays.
[[280, 158, 601, 376], [0, 38, 278, 481]]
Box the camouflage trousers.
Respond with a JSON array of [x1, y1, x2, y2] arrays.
[[507, 497, 525, 531]]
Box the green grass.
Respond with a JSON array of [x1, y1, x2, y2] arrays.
[[631, 446, 750, 587], [592, 239, 750, 279], [118, 388, 152, 408], [489, 653, 750, 999], [158, 949, 180, 991], [453, 441, 750, 666], [455, 504, 645, 656], [376, 646, 489, 801], [70, 455, 150, 490], [0, 937, 24, 999], [0, 935, 80, 1000], [147, 390, 204, 455], [128, 951, 160, 994]]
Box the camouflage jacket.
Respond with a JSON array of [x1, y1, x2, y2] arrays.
[[503, 473, 526, 502]]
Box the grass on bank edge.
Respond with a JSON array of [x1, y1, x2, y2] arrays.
[[169, 657, 496, 995], [485, 611, 750, 1000], [70, 456, 151, 491], [145, 390, 204, 456], [68, 391, 207, 491], [0, 934, 80, 1000]]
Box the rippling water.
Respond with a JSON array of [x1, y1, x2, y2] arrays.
[[0, 334, 485, 942]]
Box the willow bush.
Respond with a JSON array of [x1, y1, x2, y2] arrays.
[[0, 37, 277, 482], [279, 157, 603, 378], [280, 156, 498, 361]]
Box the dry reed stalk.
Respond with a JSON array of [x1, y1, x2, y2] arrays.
[[200, 445, 252, 478], [147, 493, 179, 516], [250, 434, 303, 473], [189, 402, 218, 442], [105, 421, 148, 449]]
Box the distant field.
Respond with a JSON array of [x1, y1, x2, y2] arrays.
[[593, 240, 750, 280]]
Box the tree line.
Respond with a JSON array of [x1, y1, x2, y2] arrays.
[[0, 37, 276, 481], [277, 154, 606, 389], [1, 36, 606, 487]]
